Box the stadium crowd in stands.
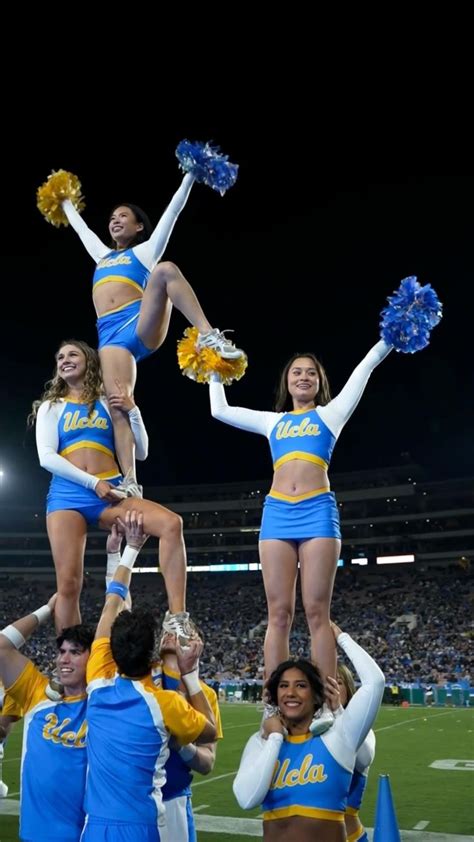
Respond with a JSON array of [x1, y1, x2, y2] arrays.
[[1, 566, 471, 689]]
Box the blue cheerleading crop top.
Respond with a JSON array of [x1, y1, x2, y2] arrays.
[[347, 767, 367, 811], [347, 729, 375, 812], [62, 172, 195, 279], [36, 398, 148, 492], [261, 734, 350, 822], [269, 408, 336, 471], [92, 249, 149, 298], [57, 398, 115, 460], [209, 341, 392, 473], [233, 633, 385, 819]]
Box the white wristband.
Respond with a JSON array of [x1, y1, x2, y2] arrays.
[[182, 669, 201, 696], [179, 743, 198, 763], [32, 605, 52, 626], [119, 545, 140, 571], [1, 625, 26, 649]]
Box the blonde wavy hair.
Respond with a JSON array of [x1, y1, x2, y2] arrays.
[[28, 340, 103, 425], [337, 663, 357, 707]]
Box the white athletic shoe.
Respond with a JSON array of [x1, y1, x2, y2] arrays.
[[0, 781, 8, 798], [196, 328, 244, 360], [262, 702, 280, 720], [45, 668, 64, 702], [112, 469, 143, 499], [309, 703, 335, 736], [259, 703, 288, 737], [161, 610, 196, 648]]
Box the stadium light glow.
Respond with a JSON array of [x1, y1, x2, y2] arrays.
[[133, 562, 262, 574], [376, 554, 415, 565], [351, 557, 368, 566]]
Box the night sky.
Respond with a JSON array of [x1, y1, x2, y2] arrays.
[[1, 123, 472, 504]]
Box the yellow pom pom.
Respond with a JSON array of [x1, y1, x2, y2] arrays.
[[36, 169, 85, 227], [177, 327, 248, 385]]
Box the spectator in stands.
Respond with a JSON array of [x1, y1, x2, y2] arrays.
[[209, 335, 392, 732], [82, 510, 216, 841], [425, 685, 434, 705], [0, 566, 470, 689], [0, 592, 93, 842], [233, 622, 384, 841], [390, 683, 401, 705], [29, 340, 194, 644]]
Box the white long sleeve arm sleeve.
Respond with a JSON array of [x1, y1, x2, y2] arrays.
[[334, 633, 385, 753], [209, 377, 278, 437], [355, 729, 376, 773], [233, 732, 284, 809], [36, 402, 100, 491], [128, 406, 148, 461], [134, 173, 195, 271], [318, 341, 392, 438], [62, 199, 110, 263]]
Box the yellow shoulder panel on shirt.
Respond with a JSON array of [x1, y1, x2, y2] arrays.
[[156, 688, 207, 745], [6, 660, 48, 714], [87, 638, 116, 683], [2, 690, 24, 718], [200, 682, 223, 739]]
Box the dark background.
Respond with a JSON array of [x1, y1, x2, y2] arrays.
[[0, 124, 471, 502]]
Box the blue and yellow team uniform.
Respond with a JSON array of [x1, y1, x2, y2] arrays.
[[93, 249, 153, 362], [262, 733, 351, 825], [261, 408, 341, 540], [1, 689, 23, 718], [155, 667, 223, 842], [6, 660, 87, 842], [346, 768, 369, 842], [46, 398, 121, 525], [83, 639, 207, 842]]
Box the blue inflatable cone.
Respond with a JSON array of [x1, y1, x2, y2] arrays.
[[373, 774, 401, 842]]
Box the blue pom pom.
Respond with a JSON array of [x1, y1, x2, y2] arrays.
[[176, 140, 238, 195], [380, 276, 443, 353]]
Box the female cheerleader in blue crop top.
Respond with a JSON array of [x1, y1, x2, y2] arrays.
[[30, 339, 194, 644], [61, 174, 242, 498], [209, 339, 391, 698], [233, 623, 384, 842], [337, 664, 375, 841]]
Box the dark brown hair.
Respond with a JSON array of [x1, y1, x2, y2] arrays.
[[266, 658, 325, 711], [108, 203, 152, 249], [275, 353, 331, 412]]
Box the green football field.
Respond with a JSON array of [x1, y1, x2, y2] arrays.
[[1, 704, 473, 841]]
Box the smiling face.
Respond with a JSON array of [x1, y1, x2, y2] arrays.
[[56, 344, 87, 387], [108, 206, 144, 249], [55, 640, 89, 696], [287, 357, 320, 407], [277, 667, 317, 725]]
